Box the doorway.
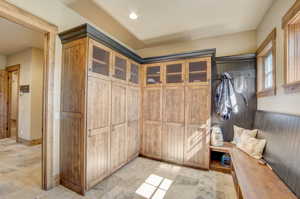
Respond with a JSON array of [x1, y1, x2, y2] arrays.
[[0, 1, 57, 190], [7, 65, 20, 142]]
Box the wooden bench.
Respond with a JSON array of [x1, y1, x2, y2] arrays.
[[210, 142, 298, 199]]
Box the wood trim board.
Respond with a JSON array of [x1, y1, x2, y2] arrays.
[[0, 0, 58, 191]]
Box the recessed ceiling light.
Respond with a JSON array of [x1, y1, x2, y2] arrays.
[[129, 12, 138, 20]]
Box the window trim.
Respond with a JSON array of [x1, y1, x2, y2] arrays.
[[256, 28, 276, 98], [282, 0, 300, 93]]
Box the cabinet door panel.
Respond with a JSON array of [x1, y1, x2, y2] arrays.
[[184, 125, 210, 168], [127, 120, 139, 159], [86, 130, 110, 188], [186, 86, 210, 125], [86, 77, 110, 188], [127, 87, 140, 159], [184, 86, 210, 169], [111, 83, 127, 171], [162, 123, 184, 163], [87, 77, 110, 130], [142, 122, 161, 158], [142, 87, 162, 158], [164, 87, 185, 123], [127, 87, 139, 122], [162, 86, 185, 163], [112, 83, 126, 125], [111, 124, 127, 171], [143, 88, 162, 121]]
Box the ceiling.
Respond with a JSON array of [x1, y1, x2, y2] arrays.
[[91, 0, 274, 45], [0, 18, 44, 56]]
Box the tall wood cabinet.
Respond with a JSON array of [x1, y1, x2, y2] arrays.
[[60, 37, 141, 194], [59, 23, 213, 195], [141, 57, 211, 169]]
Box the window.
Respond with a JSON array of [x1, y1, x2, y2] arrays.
[[264, 51, 273, 89], [256, 29, 276, 98], [282, 1, 300, 93]]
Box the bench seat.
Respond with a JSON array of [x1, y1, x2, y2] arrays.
[[230, 147, 297, 199]]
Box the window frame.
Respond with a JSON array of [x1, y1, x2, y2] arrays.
[[256, 28, 276, 98], [282, 0, 300, 93]]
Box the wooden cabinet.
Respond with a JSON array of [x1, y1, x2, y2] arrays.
[[162, 86, 185, 163], [142, 87, 162, 158], [111, 82, 127, 171], [60, 37, 140, 195], [184, 85, 210, 169], [141, 57, 211, 169]]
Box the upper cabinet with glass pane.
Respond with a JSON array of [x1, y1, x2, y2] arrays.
[[113, 54, 127, 80], [90, 41, 111, 76], [145, 65, 162, 85], [186, 57, 211, 84], [165, 62, 184, 84], [130, 63, 139, 84]]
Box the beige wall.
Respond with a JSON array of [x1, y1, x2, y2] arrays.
[[137, 30, 257, 57], [0, 54, 7, 69], [256, 0, 300, 115], [6, 48, 44, 141], [7, 49, 32, 141], [30, 48, 44, 140]]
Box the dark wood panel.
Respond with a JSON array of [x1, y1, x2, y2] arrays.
[[254, 111, 300, 198], [212, 56, 257, 141]]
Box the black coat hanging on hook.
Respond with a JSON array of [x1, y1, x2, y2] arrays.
[[215, 72, 239, 120]]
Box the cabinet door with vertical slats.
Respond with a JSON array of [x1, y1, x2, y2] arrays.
[[111, 82, 127, 171], [142, 87, 162, 158], [184, 85, 210, 169], [86, 77, 110, 189], [162, 86, 185, 163], [127, 86, 140, 160]]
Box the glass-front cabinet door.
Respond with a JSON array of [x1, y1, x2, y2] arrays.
[[186, 57, 211, 84], [145, 64, 162, 86], [129, 62, 139, 84], [113, 54, 127, 80], [165, 61, 184, 84], [89, 40, 111, 76]]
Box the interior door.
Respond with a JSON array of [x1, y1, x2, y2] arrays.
[[162, 86, 185, 163], [142, 87, 162, 159], [0, 70, 8, 139], [184, 85, 210, 169], [111, 82, 127, 171], [86, 76, 110, 188], [127, 86, 140, 160]]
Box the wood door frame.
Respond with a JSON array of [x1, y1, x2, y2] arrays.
[[6, 64, 20, 142], [0, 1, 58, 190]]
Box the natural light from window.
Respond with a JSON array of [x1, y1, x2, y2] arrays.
[[135, 174, 173, 199], [264, 52, 273, 89]]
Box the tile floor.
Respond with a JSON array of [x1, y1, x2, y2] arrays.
[[0, 138, 236, 199]]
